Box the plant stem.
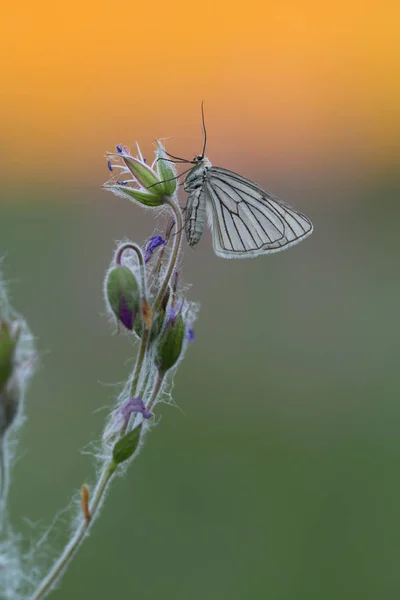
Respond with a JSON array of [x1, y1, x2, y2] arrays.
[[153, 198, 183, 313], [30, 197, 183, 600], [30, 460, 117, 600], [116, 243, 147, 297], [145, 371, 165, 413], [129, 328, 150, 400], [125, 197, 182, 431]]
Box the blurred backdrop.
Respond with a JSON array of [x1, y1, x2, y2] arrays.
[[1, 1, 400, 598]]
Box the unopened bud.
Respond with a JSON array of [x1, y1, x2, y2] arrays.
[[106, 266, 140, 331], [155, 309, 185, 374]]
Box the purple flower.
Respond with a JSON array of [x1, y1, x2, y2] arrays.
[[116, 180, 128, 186], [165, 300, 184, 327], [144, 235, 166, 263], [121, 397, 152, 424], [107, 160, 113, 172], [116, 144, 123, 153]]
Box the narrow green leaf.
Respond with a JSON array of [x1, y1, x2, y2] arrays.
[[112, 424, 142, 465]]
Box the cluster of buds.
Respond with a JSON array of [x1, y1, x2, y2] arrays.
[[103, 142, 197, 466]]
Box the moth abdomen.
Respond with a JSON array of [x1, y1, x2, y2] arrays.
[[185, 187, 207, 248]]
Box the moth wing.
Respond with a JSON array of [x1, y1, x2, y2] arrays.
[[205, 167, 313, 259]]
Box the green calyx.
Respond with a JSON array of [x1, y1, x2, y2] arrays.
[[106, 266, 140, 331], [155, 143, 177, 196], [155, 313, 185, 374], [115, 185, 166, 207], [123, 156, 160, 189]]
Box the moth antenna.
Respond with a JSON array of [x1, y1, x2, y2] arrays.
[[200, 101, 207, 158]]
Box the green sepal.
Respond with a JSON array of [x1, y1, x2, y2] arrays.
[[156, 143, 177, 196], [123, 156, 160, 189], [106, 266, 140, 330], [115, 186, 165, 207], [155, 314, 185, 373], [112, 423, 143, 465]]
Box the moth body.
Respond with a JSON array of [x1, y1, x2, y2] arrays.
[[184, 157, 211, 247]]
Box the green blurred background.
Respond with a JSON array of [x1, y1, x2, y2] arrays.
[[2, 0, 400, 597], [2, 170, 400, 599]]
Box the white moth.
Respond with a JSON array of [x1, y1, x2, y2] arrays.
[[184, 155, 313, 259], [173, 106, 313, 259]]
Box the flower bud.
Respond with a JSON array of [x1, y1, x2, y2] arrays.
[[112, 423, 142, 465], [106, 266, 140, 331], [0, 321, 18, 393], [155, 308, 185, 374]]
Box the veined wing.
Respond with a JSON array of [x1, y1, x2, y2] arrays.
[[205, 167, 313, 259]]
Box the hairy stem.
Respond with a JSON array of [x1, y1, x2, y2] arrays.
[[116, 242, 147, 297], [128, 197, 182, 404], [30, 197, 183, 599], [145, 371, 165, 413], [128, 328, 150, 400], [29, 460, 117, 600], [153, 198, 183, 313]]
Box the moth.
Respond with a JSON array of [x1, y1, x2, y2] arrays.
[[169, 106, 313, 259]]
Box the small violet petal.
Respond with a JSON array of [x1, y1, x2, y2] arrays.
[[116, 180, 128, 186], [144, 235, 166, 263], [121, 397, 152, 422], [107, 160, 113, 172], [116, 144, 123, 153], [166, 300, 183, 327]]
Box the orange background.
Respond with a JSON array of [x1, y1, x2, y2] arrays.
[[1, 0, 399, 187]]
